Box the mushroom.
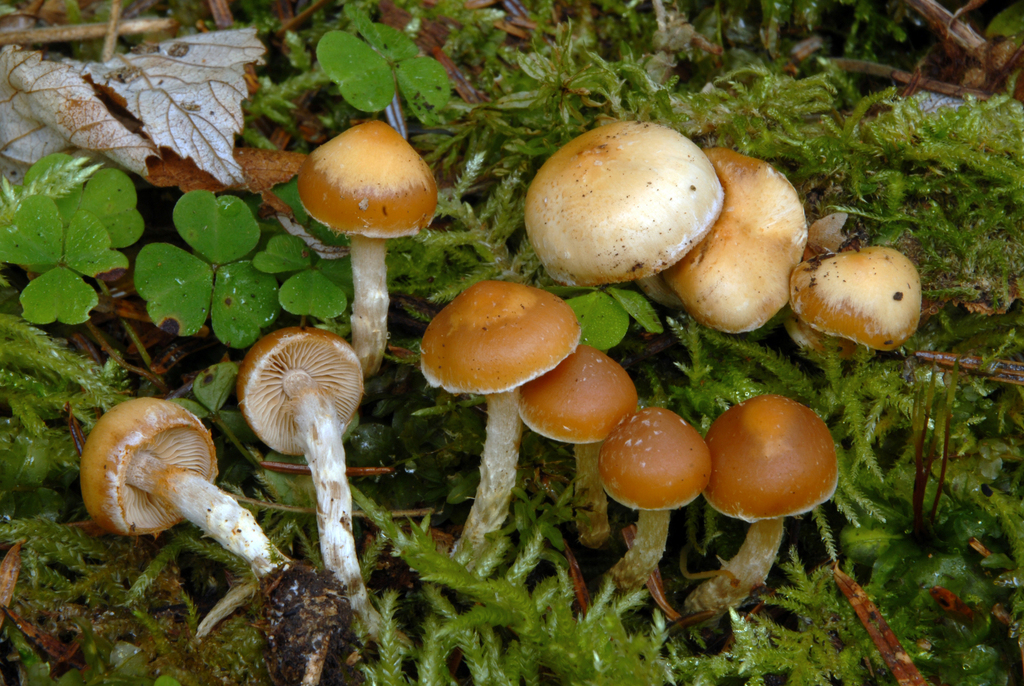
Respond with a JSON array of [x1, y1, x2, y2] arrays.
[[80, 397, 285, 577], [519, 344, 638, 548], [789, 246, 922, 350], [524, 121, 723, 286], [297, 120, 438, 377], [420, 280, 580, 556], [236, 327, 377, 634], [683, 394, 837, 617], [661, 148, 807, 333], [599, 407, 711, 589]]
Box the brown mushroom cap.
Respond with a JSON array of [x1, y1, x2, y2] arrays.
[[789, 246, 922, 350], [80, 398, 217, 536], [420, 280, 581, 395], [661, 148, 807, 333], [703, 394, 837, 522], [519, 345, 637, 444], [599, 407, 711, 511], [524, 121, 723, 286], [297, 121, 438, 239], [238, 327, 363, 455]]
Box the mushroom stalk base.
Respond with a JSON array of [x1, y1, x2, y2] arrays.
[[125, 453, 282, 577], [455, 390, 523, 558], [575, 442, 610, 548], [609, 509, 670, 589], [291, 391, 380, 637], [350, 234, 389, 378], [682, 517, 785, 616]]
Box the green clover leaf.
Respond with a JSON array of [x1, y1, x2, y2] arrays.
[[608, 287, 663, 334], [254, 234, 352, 319], [396, 58, 451, 126], [318, 31, 395, 113], [22, 154, 83, 220], [193, 362, 240, 413], [173, 190, 260, 264], [135, 243, 214, 336], [279, 269, 349, 320], [1, 196, 63, 266], [252, 234, 313, 273], [566, 291, 630, 351], [19, 267, 98, 325], [211, 261, 280, 348], [79, 169, 145, 248], [65, 210, 128, 281]]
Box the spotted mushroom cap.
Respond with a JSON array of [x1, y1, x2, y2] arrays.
[[420, 280, 580, 395], [662, 148, 807, 333], [297, 121, 438, 239], [789, 246, 922, 350], [80, 398, 217, 536], [237, 327, 363, 455], [519, 345, 637, 444], [703, 394, 837, 523], [599, 407, 711, 511], [524, 121, 724, 286]]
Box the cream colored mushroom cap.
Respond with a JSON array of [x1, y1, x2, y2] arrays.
[[789, 246, 922, 350], [297, 121, 438, 239], [238, 327, 363, 455], [662, 148, 807, 333], [80, 398, 217, 536], [420, 280, 581, 395], [524, 121, 724, 286]]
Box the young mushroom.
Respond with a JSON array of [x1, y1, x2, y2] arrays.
[[420, 280, 580, 557], [599, 407, 711, 589], [80, 397, 285, 577], [789, 246, 922, 350], [519, 344, 638, 548], [524, 121, 723, 286], [661, 148, 807, 333], [297, 120, 438, 377], [683, 394, 837, 617], [237, 327, 378, 635]]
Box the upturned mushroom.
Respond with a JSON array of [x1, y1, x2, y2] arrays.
[[80, 397, 285, 576], [420, 280, 580, 556], [519, 344, 637, 547], [237, 327, 377, 634], [661, 148, 807, 333], [524, 121, 723, 286], [789, 246, 922, 350], [683, 394, 837, 617], [297, 120, 438, 377], [599, 407, 711, 589]]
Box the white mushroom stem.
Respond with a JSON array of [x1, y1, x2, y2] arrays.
[[349, 234, 389, 378], [125, 452, 283, 577], [682, 517, 785, 616], [575, 442, 610, 548], [288, 383, 381, 637], [608, 509, 670, 589], [455, 390, 523, 557]]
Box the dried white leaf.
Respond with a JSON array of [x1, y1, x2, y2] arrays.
[[0, 47, 155, 183], [77, 29, 266, 186]]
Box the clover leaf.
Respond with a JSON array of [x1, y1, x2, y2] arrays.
[[193, 362, 239, 413], [566, 291, 630, 351], [316, 5, 451, 125], [135, 191, 278, 347], [607, 287, 663, 334], [0, 193, 128, 325], [79, 169, 145, 248], [254, 234, 351, 320]]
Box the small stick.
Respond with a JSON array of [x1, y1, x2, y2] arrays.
[[233, 494, 432, 519], [261, 462, 394, 477], [275, 0, 332, 37], [101, 0, 123, 61], [0, 17, 177, 46], [915, 350, 1024, 386], [207, 0, 234, 30], [85, 321, 169, 393], [832, 59, 992, 100], [902, 0, 986, 57]]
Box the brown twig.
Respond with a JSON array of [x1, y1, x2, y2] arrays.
[[0, 17, 178, 46], [260, 462, 395, 477], [902, 0, 986, 58], [562, 542, 591, 615], [207, 0, 234, 30], [915, 350, 1024, 386], [233, 494, 432, 519], [101, 0, 123, 61], [84, 321, 169, 393], [831, 58, 992, 100], [275, 0, 332, 38]]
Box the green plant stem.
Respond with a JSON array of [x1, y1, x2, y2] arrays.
[[84, 320, 168, 393], [210, 413, 263, 468], [95, 280, 156, 372]]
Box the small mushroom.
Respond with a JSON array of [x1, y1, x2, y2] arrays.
[[524, 121, 723, 286], [297, 120, 438, 377], [661, 148, 807, 333], [80, 397, 285, 576], [683, 394, 837, 617], [599, 407, 711, 589], [519, 344, 638, 548], [420, 280, 580, 557], [237, 327, 377, 634], [789, 246, 922, 350]]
